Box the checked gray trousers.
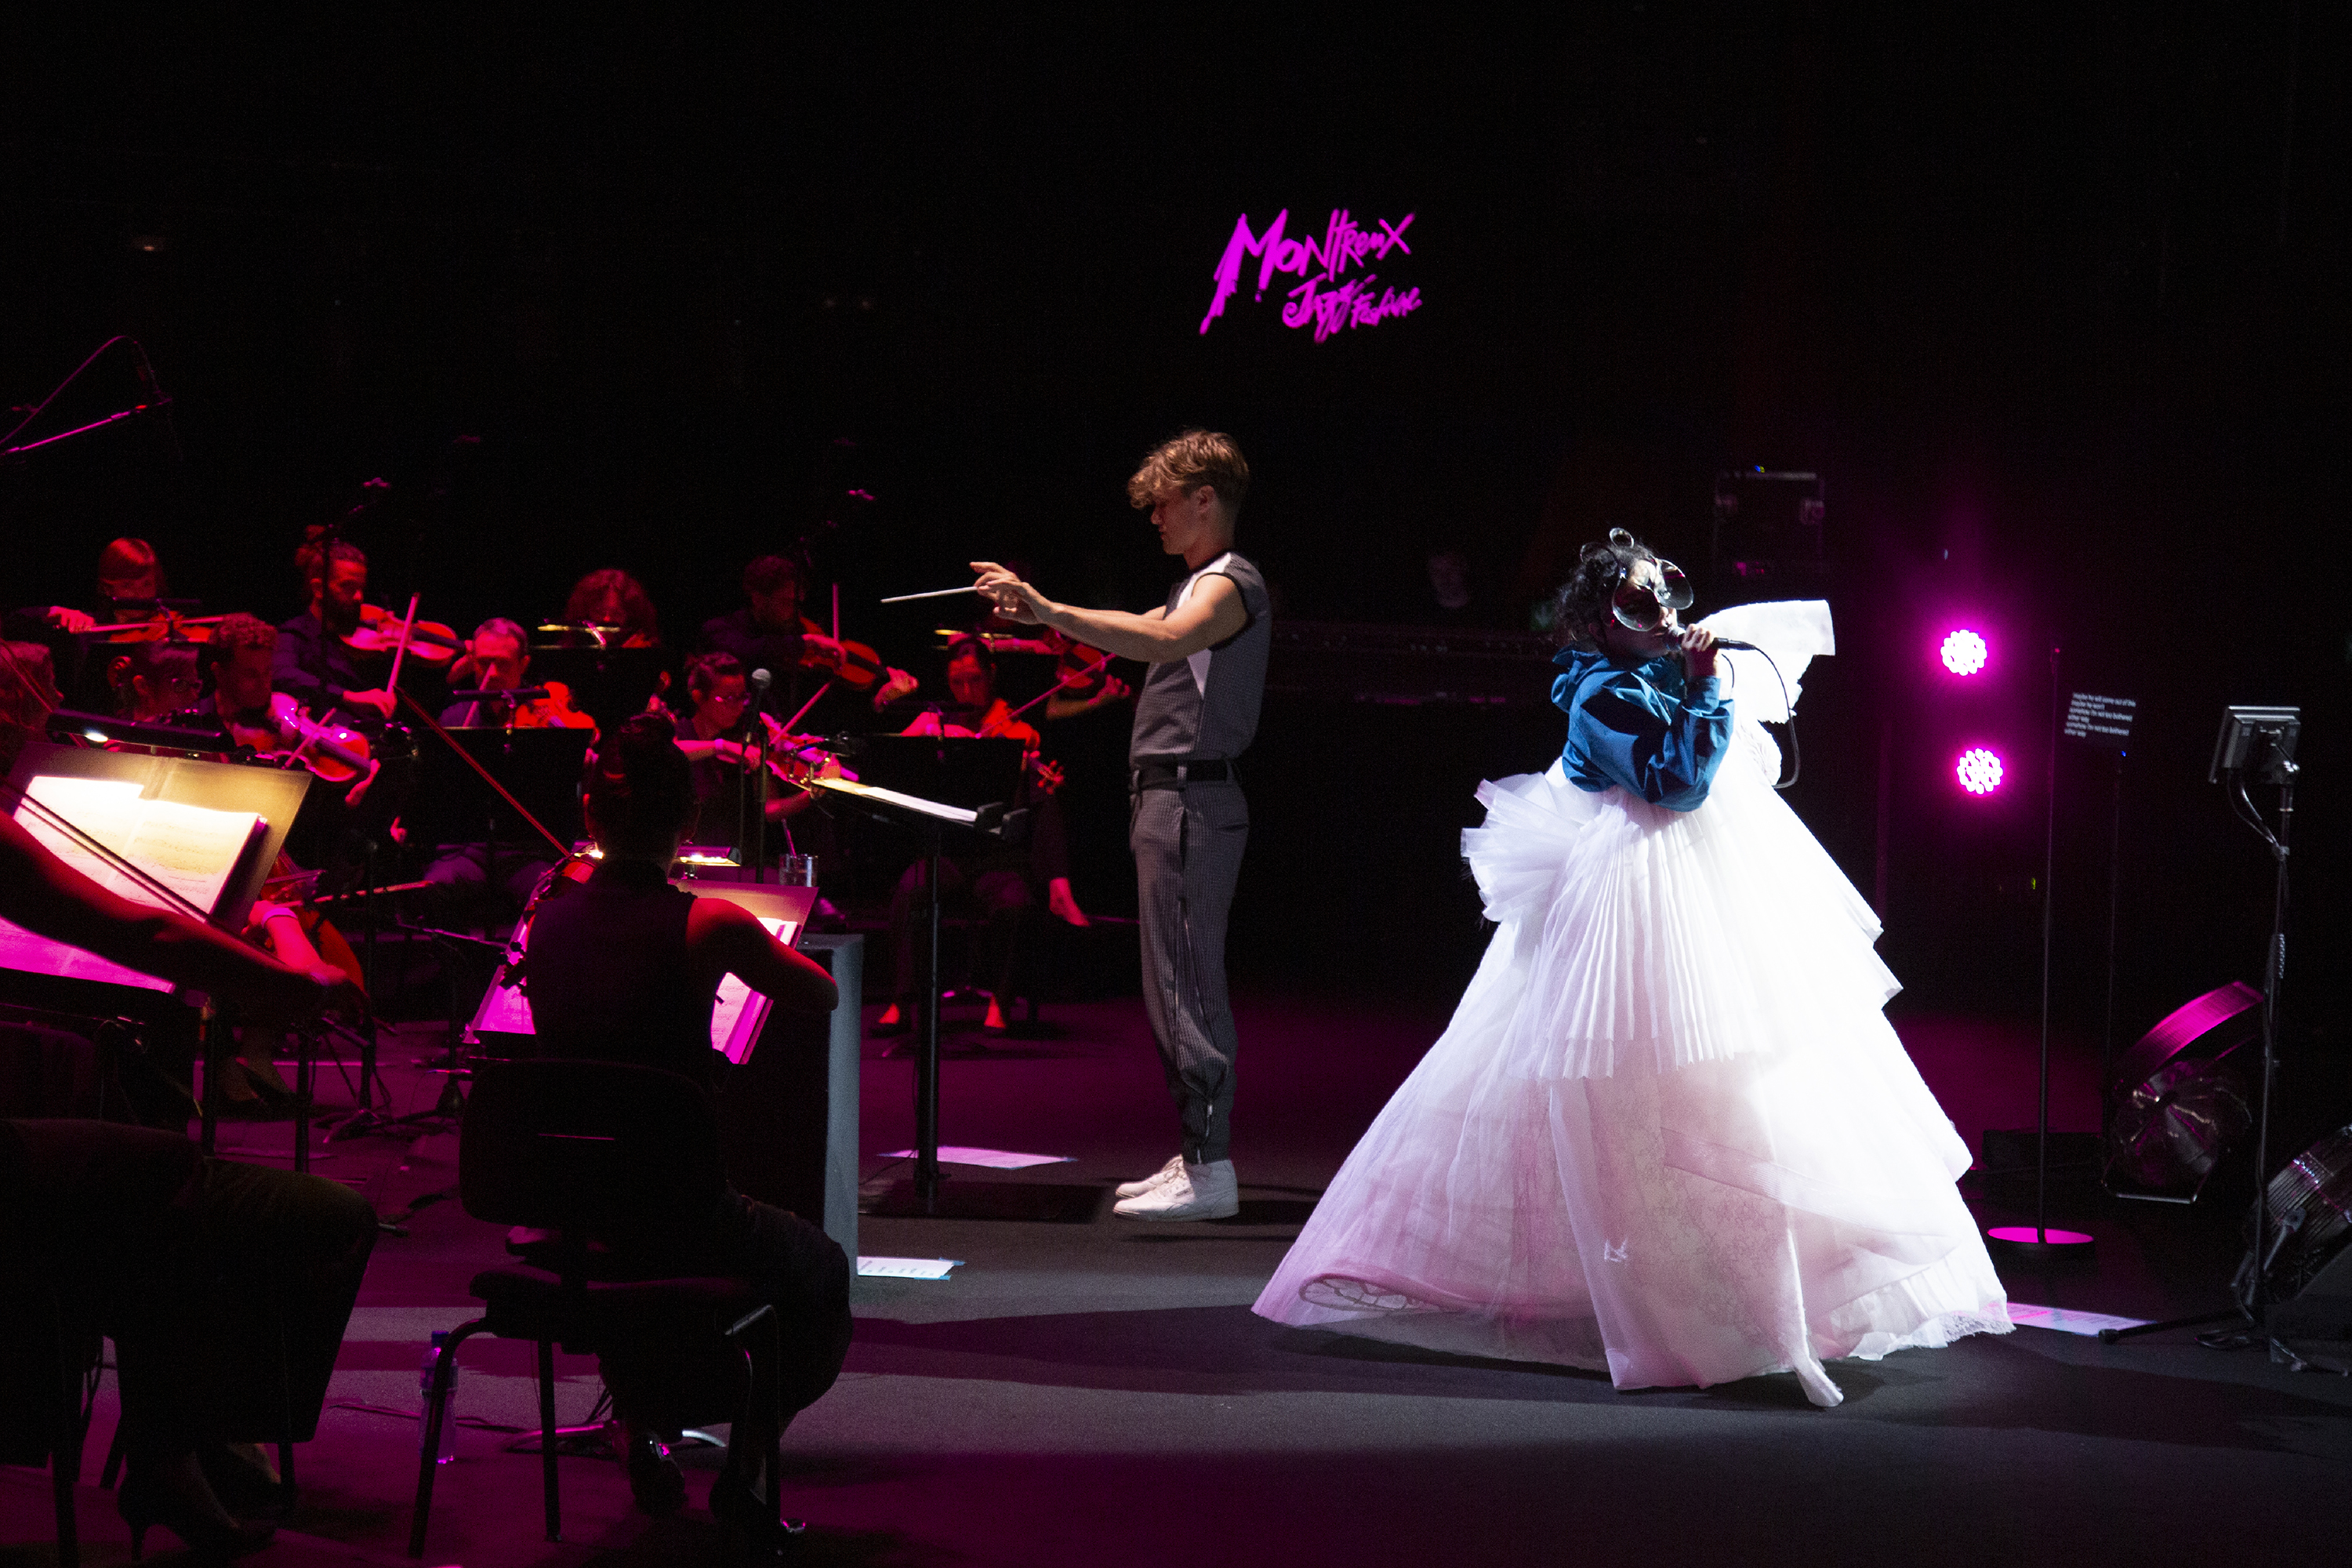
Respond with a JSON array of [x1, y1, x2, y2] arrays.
[[1130, 781, 1248, 1164]]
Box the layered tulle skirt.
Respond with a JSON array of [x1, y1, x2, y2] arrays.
[[1251, 724, 2010, 1406]]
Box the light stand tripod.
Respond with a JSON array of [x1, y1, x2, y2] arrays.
[[2100, 706, 2300, 1348]]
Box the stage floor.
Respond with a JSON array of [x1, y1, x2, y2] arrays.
[[6, 988, 2350, 1566]]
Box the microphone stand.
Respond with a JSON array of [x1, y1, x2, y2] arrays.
[[2101, 739, 2298, 1351]]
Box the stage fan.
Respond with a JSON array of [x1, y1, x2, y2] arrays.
[[2105, 982, 2261, 1198], [2238, 1124, 2352, 1327]]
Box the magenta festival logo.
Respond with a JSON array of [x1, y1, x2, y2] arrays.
[[1198, 208, 1421, 343]]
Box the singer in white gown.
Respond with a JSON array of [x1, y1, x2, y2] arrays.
[[1251, 559, 2010, 1407]]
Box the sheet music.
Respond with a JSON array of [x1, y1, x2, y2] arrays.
[[712, 916, 795, 1064], [468, 915, 798, 1066], [0, 775, 268, 993], [812, 775, 980, 825], [0, 917, 176, 992], [20, 775, 263, 919]]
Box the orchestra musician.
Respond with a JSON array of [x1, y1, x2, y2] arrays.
[[521, 712, 849, 1529], [697, 553, 917, 735], [109, 637, 204, 722], [2, 536, 169, 638], [973, 430, 1270, 1220], [0, 649, 373, 1557], [873, 634, 1088, 1037], [440, 616, 594, 731], [179, 613, 280, 739], [2, 539, 177, 708], [666, 650, 838, 859], [412, 618, 592, 927], [561, 568, 662, 648], [274, 539, 400, 731]]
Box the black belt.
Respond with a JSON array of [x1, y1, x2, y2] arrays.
[[1131, 758, 1232, 792]]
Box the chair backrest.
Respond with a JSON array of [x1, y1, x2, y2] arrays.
[[460, 1060, 725, 1237]]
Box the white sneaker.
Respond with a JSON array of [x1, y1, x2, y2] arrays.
[[1114, 1153, 1187, 1200], [1112, 1158, 1240, 1221]]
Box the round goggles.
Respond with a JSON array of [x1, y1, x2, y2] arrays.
[[1609, 560, 1694, 633]]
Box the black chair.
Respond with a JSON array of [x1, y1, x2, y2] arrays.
[[0, 1119, 195, 1568], [0, 1273, 100, 1567], [407, 1058, 787, 1559]]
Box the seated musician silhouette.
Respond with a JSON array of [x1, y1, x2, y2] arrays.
[[522, 711, 851, 1523], [0, 656, 376, 1559]]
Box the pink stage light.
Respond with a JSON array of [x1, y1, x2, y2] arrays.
[[1940, 628, 1989, 676], [1956, 747, 2005, 795]]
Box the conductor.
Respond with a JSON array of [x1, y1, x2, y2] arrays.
[[972, 430, 1269, 1221]]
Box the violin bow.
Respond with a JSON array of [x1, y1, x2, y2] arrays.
[[994, 648, 1117, 728], [383, 592, 422, 695], [778, 678, 834, 738]]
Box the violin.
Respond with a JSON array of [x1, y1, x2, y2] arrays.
[[89, 605, 224, 644], [793, 616, 891, 691], [230, 691, 376, 788], [935, 626, 1122, 706], [254, 853, 368, 999], [342, 601, 461, 663]]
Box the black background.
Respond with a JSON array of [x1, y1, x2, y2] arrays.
[[2, 9, 2347, 1073]]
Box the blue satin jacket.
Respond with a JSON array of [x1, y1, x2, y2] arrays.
[[1551, 647, 1733, 811]]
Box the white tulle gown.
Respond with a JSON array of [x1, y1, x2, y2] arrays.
[[1252, 602, 2010, 1406]]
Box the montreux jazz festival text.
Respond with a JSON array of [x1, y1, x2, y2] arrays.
[[1198, 208, 1420, 343]]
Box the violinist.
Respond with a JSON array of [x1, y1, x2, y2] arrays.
[[413, 619, 593, 927], [274, 539, 398, 731], [1042, 629, 1134, 721], [180, 614, 280, 738], [2, 538, 174, 706], [561, 568, 662, 648], [667, 651, 833, 847], [110, 638, 204, 722], [440, 617, 594, 731], [874, 635, 1087, 1036], [698, 554, 917, 735]]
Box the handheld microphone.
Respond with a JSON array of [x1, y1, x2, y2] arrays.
[[1708, 635, 1761, 652]]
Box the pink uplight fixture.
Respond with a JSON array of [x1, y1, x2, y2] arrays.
[[1956, 747, 2005, 795], [1940, 628, 1989, 676]]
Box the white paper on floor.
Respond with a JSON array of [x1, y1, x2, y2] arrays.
[[857, 1257, 964, 1280], [878, 1145, 1073, 1170], [2009, 1302, 2151, 1337]]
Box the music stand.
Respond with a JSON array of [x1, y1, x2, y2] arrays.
[[523, 642, 669, 735], [847, 735, 1028, 811], [1, 740, 310, 1155], [812, 742, 1089, 1220], [404, 727, 591, 855]]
